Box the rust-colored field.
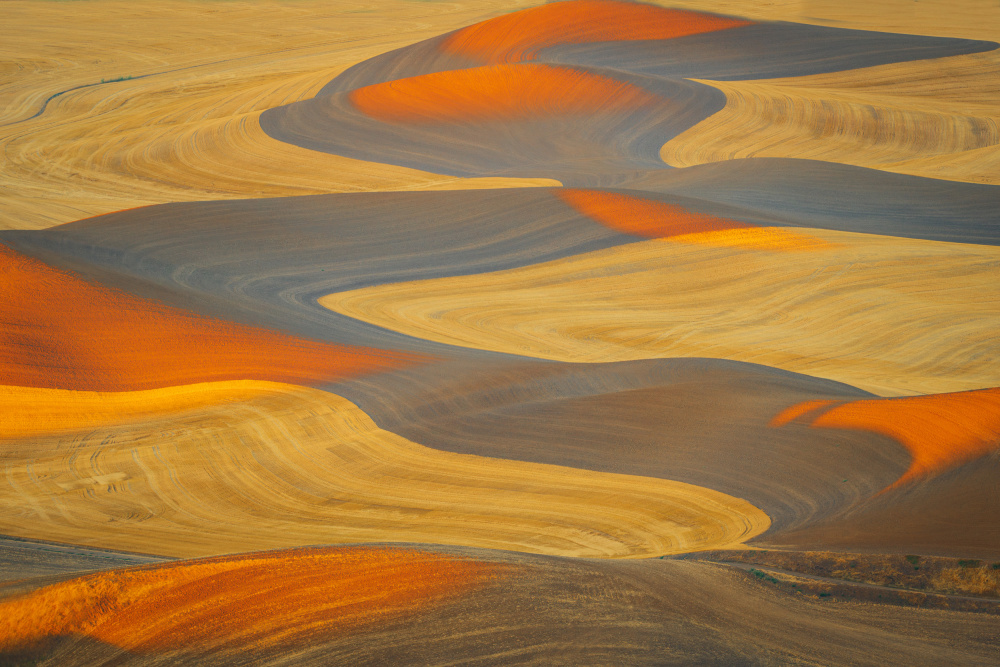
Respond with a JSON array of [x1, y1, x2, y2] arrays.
[[0, 243, 421, 391], [556, 189, 823, 250], [350, 64, 659, 124], [441, 0, 751, 63], [0, 546, 506, 655], [774, 388, 1000, 488], [769, 399, 838, 427]]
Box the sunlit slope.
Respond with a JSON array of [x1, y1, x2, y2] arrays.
[[2, 188, 636, 356], [350, 64, 660, 124], [556, 188, 825, 249], [3, 546, 997, 666], [629, 160, 1000, 246], [775, 388, 1000, 489], [538, 21, 994, 83], [769, 452, 1000, 558], [323, 227, 1000, 397], [333, 357, 903, 536], [322, 0, 994, 100], [0, 0, 553, 230], [0, 243, 420, 391], [0, 381, 281, 440], [0, 546, 507, 658], [320, 1, 751, 96], [0, 381, 768, 559], [263, 0, 994, 187], [662, 49, 1000, 184], [764, 387, 1000, 555], [439, 0, 751, 64], [264, 62, 719, 183]]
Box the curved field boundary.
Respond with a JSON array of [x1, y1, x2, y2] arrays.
[[0, 243, 423, 391], [0, 546, 507, 655], [661, 50, 1000, 185], [0, 382, 769, 559], [350, 63, 660, 124], [772, 387, 1000, 489], [0, 381, 285, 440], [321, 227, 1000, 397], [3, 546, 999, 665], [440, 0, 751, 64]]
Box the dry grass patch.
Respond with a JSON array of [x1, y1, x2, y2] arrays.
[[694, 549, 1000, 599]]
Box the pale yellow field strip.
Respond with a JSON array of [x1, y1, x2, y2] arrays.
[[0, 0, 555, 230], [0, 381, 768, 559], [661, 50, 1000, 185], [323, 228, 1000, 397], [651, 0, 1000, 41]]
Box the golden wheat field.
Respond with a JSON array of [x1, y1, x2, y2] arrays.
[[2, 1, 999, 664]]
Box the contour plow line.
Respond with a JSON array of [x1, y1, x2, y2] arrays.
[[0, 381, 769, 559], [771, 387, 1000, 491], [660, 49, 1000, 185], [321, 224, 1000, 397]]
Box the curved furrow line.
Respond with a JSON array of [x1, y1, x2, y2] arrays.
[[263, 1, 995, 189], [0, 188, 634, 355], [627, 160, 1000, 246], [3, 545, 998, 665], [263, 62, 723, 185], [322, 227, 1000, 397], [0, 0, 552, 230], [0, 243, 422, 392], [773, 388, 1000, 489], [539, 21, 995, 82], [0, 546, 510, 658], [0, 381, 769, 559], [766, 389, 1000, 557], [661, 50, 1000, 184], [327, 356, 900, 537]]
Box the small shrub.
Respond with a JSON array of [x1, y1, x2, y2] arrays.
[[748, 568, 778, 584], [958, 559, 982, 569], [819, 592, 831, 597], [905, 555, 920, 566], [992, 563, 1000, 570]]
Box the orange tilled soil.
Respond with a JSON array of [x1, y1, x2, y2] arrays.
[[556, 189, 822, 250], [772, 388, 1000, 488], [350, 64, 659, 124], [769, 399, 839, 427], [0, 547, 508, 654], [558, 189, 752, 238], [441, 0, 751, 63], [0, 243, 422, 391]]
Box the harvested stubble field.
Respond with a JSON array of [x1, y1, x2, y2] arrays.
[[2, 0, 999, 664]]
